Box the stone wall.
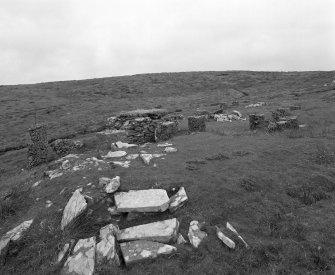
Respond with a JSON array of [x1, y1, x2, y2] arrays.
[[155, 121, 178, 141], [249, 114, 268, 130], [27, 124, 49, 168], [188, 116, 206, 132]]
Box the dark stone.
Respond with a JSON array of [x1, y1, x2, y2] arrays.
[[188, 116, 206, 132], [249, 114, 268, 130], [155, 121, 178, 141]]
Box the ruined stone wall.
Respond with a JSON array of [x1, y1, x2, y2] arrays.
[[27, 124, 49, 168], [188, 115, 206, 132]]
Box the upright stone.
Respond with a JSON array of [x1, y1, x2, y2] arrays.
[[27, 124, 49, 168], [188, 115, 206, 132], [155, 121, 178, 141], [169, 187, 188, 213]]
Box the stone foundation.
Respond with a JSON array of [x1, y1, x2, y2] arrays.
[[188, 116, 206, 132], [126, 117, 158, 144], [155, 121, 178, 141], [27, 124, 49, 168]]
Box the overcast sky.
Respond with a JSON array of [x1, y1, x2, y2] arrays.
[[1, 0, 334, 85]]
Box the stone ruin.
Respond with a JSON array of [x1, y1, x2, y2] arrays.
[[27, 124, 49, 168], [106, 109, 181, 144], [248, 114, 268, 130], [50, 139, 83, 157], [188, 115, 206, 132]]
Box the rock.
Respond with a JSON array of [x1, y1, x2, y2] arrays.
[[188, 221, 208, 248], [62, 237, 96, 275], [99, 176, 120, 194], [140, 154, 153, 165], [57, 243, 70, 263], [112, 161, 131, 168], [114, 141, 137, 149], [157, 143, 173, 147], [114, 189, 170, 212], [164, 147, 178, 153], [188, 116, 206, 132], [226, 222, 249, 248], [102, 151, 127, 158], [45, 169, 63, 179], [96, 224, 120, 266], [120, 240, 176, 266], [96, 130, 128, 149], [169, 187, 188, 213], [32, 180, 42, 188], [108, 206, 121, 216], [177, 233, 187, 244], [216, 226, 235, 249], [126, 154, 139, 160], [27, 124, 49, 168], [117, 218, 179, 243], [232, 110, 242, 118], [245, 102, 265, 108], [61, 189, 87, 230]]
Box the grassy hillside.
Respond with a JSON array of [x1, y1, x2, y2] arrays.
[[1, 71, 335, 274]]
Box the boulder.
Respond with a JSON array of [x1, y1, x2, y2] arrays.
[[114, 189, 170, 212], [61, 189, 87, 230], [169, 187, 188, 213], [96, 224, 120, 266], [226, 222, 249, 248], [117, 218, 179, 243], [62, 237, 96, 275], [120, 240, 176, 266], [188, 221, 207, 248], [99, 176, 120, 194]]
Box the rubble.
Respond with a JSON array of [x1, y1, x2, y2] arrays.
[[112, 161, 131, 168], [61, 189, 87, 230], [168, 187, 188, 213], [120, 240, 176, 266], [157, 142, 173, 147], [140, 153, 154, 165], [114, 189, 170, 212], [125, 154, 139, 160], [188, 221, 207, 248], [62, 237, 96, 275], [216, 226, 235, 249], [99, 176, 120, 194], [117, 218, 179, 243], [177, 233, 187, 244]]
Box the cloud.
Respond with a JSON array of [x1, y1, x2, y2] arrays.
[[0, 0, 334, 84]]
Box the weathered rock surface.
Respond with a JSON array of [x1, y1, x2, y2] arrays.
[[120, 240, 176, 266], [117, 218, 179, 243], [216, 226, 235, 249], [188, 221, 208, 248], [61, 189, 87, 230], [140, 153, 154, 165], [96, 224, 120, 266], [169, 187, 188, 213], [99, 176, 120, 194], [0, 219, 33, 258], [102, 151, 127, 158], [125, 154, 139, 160], [177, 233, 187, 244], [164, 147, 178, 153], [114, 189, 170, 212], [114, 141, 137, 148], [62, 237, 96, 275]]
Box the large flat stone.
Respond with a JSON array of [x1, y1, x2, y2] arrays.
[[61, 189, 87, 230], [120, 240, 176, 266], [62, 237, 96, 275], [117, 218, 179, 243], [114, 189, 170, 212]]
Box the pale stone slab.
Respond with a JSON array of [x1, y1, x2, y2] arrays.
[[62, 237, 96, 275], [226, 222, 249, 248], [216, 226, 235, 249], [112, 161, 131, 168], [114, 189, 170, 212], [114, 141, 137, 148], [61, 189, 87, 230], [102, 151, 127, 158], [117, 218, 179, 243], [157, 143, 173, 147], [188, 221, 208, 248], [99, 176, 120, 193], [169, 187, 188, 213], [120, 240, 176, 266], [96, 224, 120, 266], [164, 147, 178, 153], [126, 154, 139, 160], [140, 154, 153, 165]]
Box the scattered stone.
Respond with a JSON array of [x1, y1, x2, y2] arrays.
[[177, 233, 187, 244], [112, 161, 131, 168], [120, 240, 177, 266], [96, 224, 120, 266], [245, 102, 265, 108], [99, 176, 120, 194], [140, 154, 153, 165], [114, 141, 137, 149], [188, 221, 208, 248], [169, 187, 188, 213], [45, 169, 64, 179], [188, 115, 206, 132], [102, 151, 127, 158], [50, 139, 83, 157], [216, 226, 235, 249], [114, 189, 170, 212], [27, 124, 49, 168], [164, 147, 178, 153], [0, 219, 33, 259], [194, 109, 211, 119], [62, 237, 96, 275], [126, 154, 139, 160], [117, 218, 179, 243], [157, 143, 173, 147], [61, 189, 87, 230], [226, 222, 249, 248], [32, 180, 42, 188], [155, 121, 178, 141]]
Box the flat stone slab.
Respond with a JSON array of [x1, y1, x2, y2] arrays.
[[117, 218, 179, 243], [216, 226, 235, 249], [169, 187, 188, 213], [61, 189, 87, 230], [102, 151, 127, 158], [114, 189, 170, 212], [120, 240, 176, 266], [62, 237, 96, 275]]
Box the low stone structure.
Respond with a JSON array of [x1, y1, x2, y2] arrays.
[[96, 130, 127, 149], [50, 139, 83, 157], [188, 115, 206, 132], [27, 124, 49, 168], [272, 108, 291, 121], [249, 114, 268, 130], [126, 117, 158, 144], [155, 121, 178, 141]]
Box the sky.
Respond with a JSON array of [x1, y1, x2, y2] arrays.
[[0, 0, 334, 85]]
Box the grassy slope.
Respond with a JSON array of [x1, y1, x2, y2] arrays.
[[1, 71, 335, 274]]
